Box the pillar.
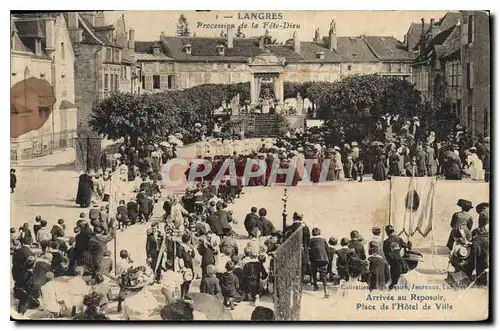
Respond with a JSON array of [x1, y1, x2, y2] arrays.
[[277, 75, 284, 105], [250, 74, 256, 104]]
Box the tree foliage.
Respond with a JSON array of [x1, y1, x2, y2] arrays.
[[89, 83, 250, 145], [176, 14, 190, 37]]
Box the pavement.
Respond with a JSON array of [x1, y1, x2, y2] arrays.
[[10, 141, 490, 321]]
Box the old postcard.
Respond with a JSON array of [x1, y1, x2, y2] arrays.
[[10, 10, 490, 321]]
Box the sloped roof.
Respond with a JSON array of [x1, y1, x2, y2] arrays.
[[363, 36, 415, 61], [435, 12, 462, 31], [59, 100, 76, 109], [416, 25, 456, 61], [135, 53, 173, 61], [162, 36, 263, 62], [14, 19, 45, 38], [407, 22, 430, 50], [79, 15, 122, 48], [158, 35, 413, 63], [436, 24, 461, 59]]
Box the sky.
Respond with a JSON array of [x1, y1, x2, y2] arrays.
[[105, 10, 449, 43]]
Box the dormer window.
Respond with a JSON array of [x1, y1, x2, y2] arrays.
[[316, 51, 325, 59], [35, 39, 42, 55], [216, 44, 225, 56], [183, 44, 192, 55], [153, 46, 161, 56]]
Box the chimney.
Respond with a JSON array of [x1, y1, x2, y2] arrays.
[[67, 12, 79, 29], [314, 28, 321, 42], [94, 11, 106, 27], [430, 18, 435, 26], [421, 18, 425, 37], [227, 26, 234, 49], [293, 31, 300, 53], [44, 17, 55, 52], [329, 22, 337, 51], [128, 28, 135, 50], [258, 36, 264, 49], [80, 13, 95, 26]]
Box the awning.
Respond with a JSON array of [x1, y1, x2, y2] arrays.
[[59, 99, 76, 110]]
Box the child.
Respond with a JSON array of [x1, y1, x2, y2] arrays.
[[220, 261, 241, 310], [242, 253, 268, 305], [116, 250, 132, 276], [336, 237, 355, 281], [199, 264, 221, 296]]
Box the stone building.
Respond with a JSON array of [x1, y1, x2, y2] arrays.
[[65, 11, 137, 134], [460, 11, 491, 138], [412, 11, 490, 138], [10, 13, 78, 160], [135, 19, 415, 105]]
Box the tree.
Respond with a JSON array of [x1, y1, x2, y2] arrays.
[[176, 14, 190, 37]]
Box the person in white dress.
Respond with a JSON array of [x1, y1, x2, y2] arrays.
[[40, 272, 64, 317], [121, 266, 161, 320], [466, 147, 484, 180], [67, 266, 90, 316]]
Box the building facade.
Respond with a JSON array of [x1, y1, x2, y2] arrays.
[[460, 11, 491, 138], [412, 11, 490, 138], [135, 20, 415, 103], [66, 11, 137, 134], [11, 13, 78, 160]]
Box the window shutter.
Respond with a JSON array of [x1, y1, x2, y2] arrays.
[[160, 75, 168, 89], [146, 75, 153, 91], [468, 14, 474, 44], [467, 62, 474, 89]]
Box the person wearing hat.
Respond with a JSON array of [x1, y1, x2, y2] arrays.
[[348, 230, 366, 261], [395, 251, 425, 287], [446, 199, 474, 251], [76, 171, 93, 208], [120, 266, 160, 320], [466, 147, 484, 181], [467, 214, 489, 286]]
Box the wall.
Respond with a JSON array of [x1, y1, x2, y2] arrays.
[[53, 15, 77, 136], [173, 62, 252, 89], [73, 43, 101, 133], [461, 11, 490, 138]]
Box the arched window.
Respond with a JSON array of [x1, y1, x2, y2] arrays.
[[24, 66, 30, 79]]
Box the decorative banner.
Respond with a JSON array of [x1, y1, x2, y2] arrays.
[[390, 177, 437, 238]]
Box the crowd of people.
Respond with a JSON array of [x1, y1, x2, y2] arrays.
[[10, 113, 490, 320]]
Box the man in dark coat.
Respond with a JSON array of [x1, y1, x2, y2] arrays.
[[146, 222, 164, 282], [348, 230, 367, 260], [12, 242, 34, 293], [137, 189, 150, 222], [415, 145, 427, 177], [367, 242, 390, 291], [33, 215, 43, 241], [382, 225, 407, 258], [446, 199, 474, 251], [255, 208, 276, 237], [116, 200, 129, 230], [207, 213, 225, 237], [244, 207, 259, 236], [10, 168, 16, 193], [76, 172, 93, 208], [309, 228, 330, 297], [285, 213, 311, 283], [467, 216, 489, 286], [127, 198, 139, 224]]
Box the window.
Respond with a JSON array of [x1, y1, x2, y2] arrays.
[[60, 42, 65, 60], [104, 73, 109, 91], [467, 106, 473, 132], [457, 99, 462, 119], [153, 75, 160, 89], [106, 48, 112, 61], [38, 107, 50, 118], [387, 63, 392, 72], [35, 39, 42, 55], [115, 74, 119, 92], [110, 74, 114, 92], [114, 50, 120, 62], [347, 65, 352, 71], [141, 75, 145, 89], [484, 108, 489, 136], [168, 75, 175, 89], [467, 61, 474, 89], [467, 14, 474, 45]]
